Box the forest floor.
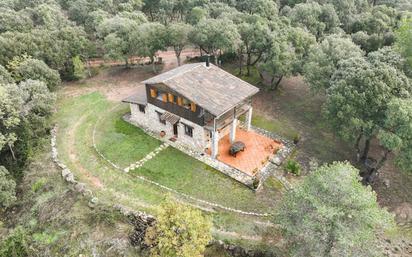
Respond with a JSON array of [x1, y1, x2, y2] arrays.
[[223, 63, 412, 239]]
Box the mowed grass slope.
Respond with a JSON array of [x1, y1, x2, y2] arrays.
[[55, 91, 283, 237], [95, 108, 162, 168]]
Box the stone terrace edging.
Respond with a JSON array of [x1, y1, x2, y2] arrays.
[[123, 114, 256, 188], [238, 122, 295, 190], [51, 126, 155, 221], [92, 111, 270, 217]]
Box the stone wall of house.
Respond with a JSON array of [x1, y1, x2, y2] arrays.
[[130, 103, 149, 128], [135, 103, 207, 150], [176, 116, 208, 150]]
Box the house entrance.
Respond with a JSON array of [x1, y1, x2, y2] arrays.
[[173, 123, 178, 136]]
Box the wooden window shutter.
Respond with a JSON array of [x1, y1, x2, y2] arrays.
[[162, 93, 167, 102], [150, 88, 157, 98], [177, 97, 183, 106], [190, 102, 196, 112], [168, 93, 174, 103]]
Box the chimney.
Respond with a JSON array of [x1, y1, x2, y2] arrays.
[[205, 55, 210, 67]]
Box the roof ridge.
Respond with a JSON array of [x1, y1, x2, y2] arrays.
[[162, 63, 204, 83]]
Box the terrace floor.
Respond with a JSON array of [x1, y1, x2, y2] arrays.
[[216, 128, 282, 176]]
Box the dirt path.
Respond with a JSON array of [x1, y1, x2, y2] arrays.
[[63, 49, 199, 102], [88, 49, 198, 69], [66, 111, 104, 189]]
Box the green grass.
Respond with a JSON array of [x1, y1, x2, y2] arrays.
[[54, 91, 282, 239], [132, 147, 274, 211], [95, 108, 162, 168], [248, 114, 299, 140]]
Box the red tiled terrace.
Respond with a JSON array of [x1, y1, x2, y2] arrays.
[[213, 128, 282, 176]]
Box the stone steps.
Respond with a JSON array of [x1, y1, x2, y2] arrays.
[[124, 143, 169, 173]]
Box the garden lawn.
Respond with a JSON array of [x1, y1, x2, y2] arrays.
[[55, 91, 283, 239], [132, 147, 276, 212], [95, 107, 162, 168]]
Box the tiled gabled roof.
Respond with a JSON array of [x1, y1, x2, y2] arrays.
[[142, 63, 259, 116]]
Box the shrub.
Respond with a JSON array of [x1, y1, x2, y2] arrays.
[[72, 56, 85, 80], [31, 178, 47, 193], [0, 166, 17, 208], [285, 159, 301, 176], [88, 206, 125, 226], [293, 133, 301, 144], [0, 226, 30, 257], [145, 199, 212, 257]]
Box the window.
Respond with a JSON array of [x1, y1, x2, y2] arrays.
[[150, 88, 158, 98], [182, 98, 191, 109], [168, 93, 175, 103], [138, 104, 145, 113], [183, 124, 193, 137], [156, 111, 166, 125]]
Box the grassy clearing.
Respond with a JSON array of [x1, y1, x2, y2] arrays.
[[133, 147, 275, 211], [54, 91, 283, 239], [95, 107, 162, 168]]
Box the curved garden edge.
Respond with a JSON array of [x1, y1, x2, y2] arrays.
[[91, 104, 271, 217], [51, 123, 279, 252]]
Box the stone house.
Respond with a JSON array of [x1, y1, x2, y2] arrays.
[[122, 62, 259, 158]]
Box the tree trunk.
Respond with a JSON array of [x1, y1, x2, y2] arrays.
[[177, 55, 181, 66], [238, 50, 243, 76], [86, 58, 92, 77], [269, 76, 283, 91], [151, 56, 157, 73], [376, 149, 391, 172], [361, 138, 371, 161], [125, 58, 129, 68], [8, 143, 16, 161], [274, 75, 283, 89], [176, 53, 181, 66], [246, 52, 251, 76], [354, 133, 363, 162]]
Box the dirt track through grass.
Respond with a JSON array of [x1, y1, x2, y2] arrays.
[[55, 91, 287, 241]]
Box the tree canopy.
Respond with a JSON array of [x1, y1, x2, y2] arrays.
[[276, 162, 394, 257], [145, 199, 212, 257]]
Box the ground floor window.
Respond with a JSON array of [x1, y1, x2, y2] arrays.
[[183, 123, 193, 137], [138, 104, 145, 113], [156, 111, 166, 125]]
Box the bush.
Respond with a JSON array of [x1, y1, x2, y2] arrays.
[[145, 199, 212, 257], [9, 57, 61, 91], [0, 166, 17, 208], [293, 133, 301, 144], [31, 178, 47, 193], [88, 206, 125, 226], [0, 226, 30, 257], [285, 159, 301, 176]]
